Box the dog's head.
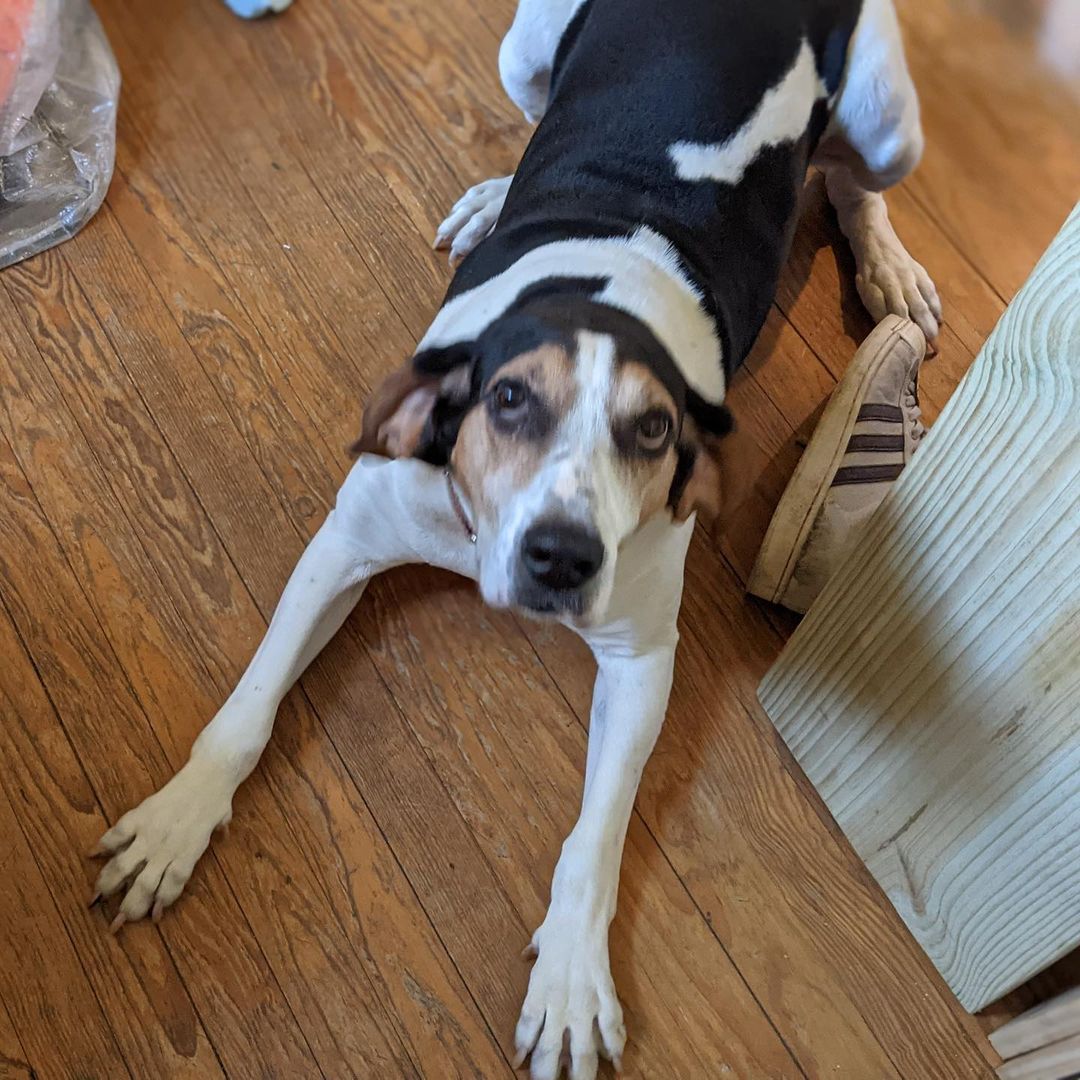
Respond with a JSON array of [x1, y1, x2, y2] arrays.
[[355, 295, 735, 626]]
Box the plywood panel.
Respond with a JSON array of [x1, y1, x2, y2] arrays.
[[760, 205, 1080, 1010]]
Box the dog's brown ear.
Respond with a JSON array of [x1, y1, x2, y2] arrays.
[[351, 362, 440, 458], [672, 430, 721, 524], [671, 414, 751, 534], [710, 422, 754, 537], [351, 344, 474, 460]]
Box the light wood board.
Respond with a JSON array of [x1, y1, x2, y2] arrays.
[[760, 203, 1080, 1011], [997, 1032, 1080, 1080], [991, 987, 1080, 1060]]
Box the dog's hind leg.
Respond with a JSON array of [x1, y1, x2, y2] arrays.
[[90, 457, 478, 929], [822, 165, 942, 344], [499, 0, 586, 123], [814, 0, 942, 345]]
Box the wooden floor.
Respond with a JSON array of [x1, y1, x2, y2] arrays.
[[0, 0, 1077, 1077]]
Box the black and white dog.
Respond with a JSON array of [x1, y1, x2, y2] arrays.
[[93, 1, 940, 1075]]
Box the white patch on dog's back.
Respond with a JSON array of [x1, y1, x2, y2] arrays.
[[668, 39, 826, 185]]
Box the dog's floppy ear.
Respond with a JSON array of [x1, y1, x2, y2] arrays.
[[351, 343, 474, 462], [670, 410, 750, 534]]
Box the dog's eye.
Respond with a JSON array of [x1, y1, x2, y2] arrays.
[[491, 379, 530, 415], [635, 409, 672, 452]]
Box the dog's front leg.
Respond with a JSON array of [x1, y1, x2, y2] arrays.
[[515, 645, 674, 1079], [91, 456, 477, 929], [516, 519, 690, 1080], [434, 175, 513, 266]]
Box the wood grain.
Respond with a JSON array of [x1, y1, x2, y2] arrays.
[[0, 249, 508, 1076], [898, 0, 1080, 301], [0, 1001, 31, 1080], [0, 517, 223, 1079], [0, 749, 131, 1080], [0, 286, 328, 1080], [997, 1033, 1080, 1080], [1, 0, 1077, 1074], [760, 204, 1080, 1011], [991, 987, 1080, 1060]]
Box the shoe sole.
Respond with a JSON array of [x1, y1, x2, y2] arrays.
[[747, 315, 925, 610]]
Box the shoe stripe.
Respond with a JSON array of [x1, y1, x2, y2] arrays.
[[846, 433, 906, 453], [832, 462, 905, 487], [857, 403, 904, 422]]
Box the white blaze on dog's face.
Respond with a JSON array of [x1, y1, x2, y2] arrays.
[[452, 329, 691, 624]]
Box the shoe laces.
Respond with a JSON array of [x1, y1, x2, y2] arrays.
[[904, 374, 925, 443]]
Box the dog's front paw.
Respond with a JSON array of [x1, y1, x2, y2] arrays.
[[854, 233, 943, 348], [434, 175, 512, 267], [514, 918, 625, 1080], [90, 759, 235, 930]]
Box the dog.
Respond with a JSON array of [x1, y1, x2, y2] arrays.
[[91, 0, 941, 1075]]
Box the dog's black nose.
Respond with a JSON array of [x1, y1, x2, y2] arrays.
[[521, 521, 604, 591]]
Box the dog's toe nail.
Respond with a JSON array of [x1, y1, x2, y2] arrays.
[[88, 892, 102, 909], [109, 912, 127, 934]]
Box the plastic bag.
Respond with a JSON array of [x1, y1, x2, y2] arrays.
[[0, 0, 118, 269]]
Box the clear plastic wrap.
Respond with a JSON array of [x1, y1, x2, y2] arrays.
[[0, 0, 118, 269]]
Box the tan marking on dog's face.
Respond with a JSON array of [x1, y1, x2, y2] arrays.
[[451, 343, 575, 523], [608, 360, 681, 527]]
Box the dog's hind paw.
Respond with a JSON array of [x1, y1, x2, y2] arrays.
[[852, 224, 943, 348], [514, 919, 626, 1080], [89, 759, 235, 927], [434, 175, 512, 267]]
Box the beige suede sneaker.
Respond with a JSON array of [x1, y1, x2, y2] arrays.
[[748, 315, 927, 614]]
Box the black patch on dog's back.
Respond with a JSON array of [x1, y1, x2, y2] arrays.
[[511, 275, 608, 310], [450, 0, 863, 382]]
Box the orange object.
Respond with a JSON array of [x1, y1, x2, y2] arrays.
[[0, 0, 36, 109]]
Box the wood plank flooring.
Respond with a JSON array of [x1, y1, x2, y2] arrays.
[[1, 0, 1077, 1076]]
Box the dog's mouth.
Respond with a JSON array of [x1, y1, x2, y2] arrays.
[[511, 580, 593, 623]]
